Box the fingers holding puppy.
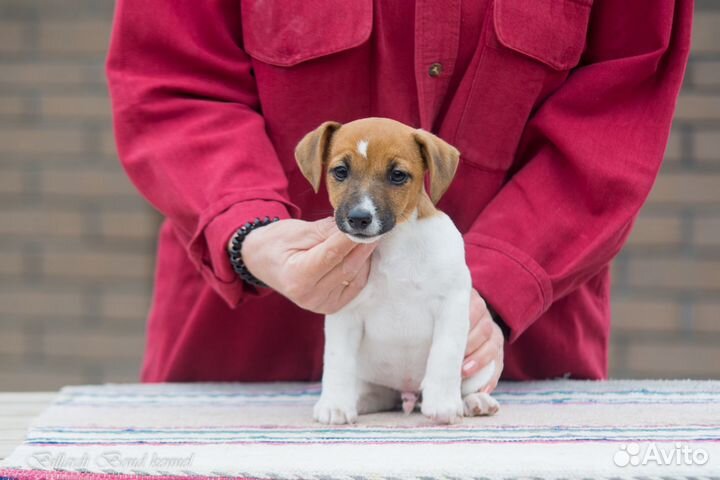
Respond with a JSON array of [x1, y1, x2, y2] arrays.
[[312, 242, 376, 313], [465, 310, 494, 356], [463, 289, 505, 394], [240, 216, 376, 314]]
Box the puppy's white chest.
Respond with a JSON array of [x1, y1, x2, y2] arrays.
[[346, 213, 470, 392]]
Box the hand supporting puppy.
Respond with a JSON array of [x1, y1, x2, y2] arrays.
[[241, 217, 376, 314], [463, 289, 504, 393]]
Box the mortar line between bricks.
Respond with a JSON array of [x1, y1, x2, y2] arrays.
[[616, 287, 720, 300], [83, 283, 103, 328], [682, 208, 695, 255], [681, 299, 695, 338], [684, 56, 696, 90], [696, 0, 720, 10], [680, 122, 694, 167]]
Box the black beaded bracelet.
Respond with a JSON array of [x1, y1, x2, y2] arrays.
[[228, 216, 280, 288]]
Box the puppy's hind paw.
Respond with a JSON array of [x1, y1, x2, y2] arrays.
[[463, 392, 500, 417], [313, 396, 358, 425], [401, 391, 418, 415]]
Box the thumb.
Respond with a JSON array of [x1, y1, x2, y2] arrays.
[[313, 217, 339, 240], [282, 217, 337, 250], [302, 229, 359, 277]]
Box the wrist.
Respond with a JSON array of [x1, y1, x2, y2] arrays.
[[228, 216, 279, 287], [205, 199, 293, 284]]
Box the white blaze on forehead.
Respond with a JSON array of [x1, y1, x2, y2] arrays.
[[357, 139, 369, 159]]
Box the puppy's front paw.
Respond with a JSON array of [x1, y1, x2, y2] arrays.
[[421, 386, 464, 424], [313, 395, 358, 425]]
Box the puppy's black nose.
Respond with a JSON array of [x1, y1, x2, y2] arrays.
[[347, 208, 372, 230]]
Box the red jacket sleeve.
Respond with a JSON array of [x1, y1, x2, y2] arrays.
[[106, 1, 299, 307], [465, 0, 692, 342]]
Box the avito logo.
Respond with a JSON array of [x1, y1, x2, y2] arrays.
[[613, 442, 709, 467]]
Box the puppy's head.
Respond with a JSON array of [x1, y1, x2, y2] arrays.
[[295, 117, 459, 243]]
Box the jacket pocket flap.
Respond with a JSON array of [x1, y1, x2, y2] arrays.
[[241, 0, 373, 67], [494, 0, 592, 70]]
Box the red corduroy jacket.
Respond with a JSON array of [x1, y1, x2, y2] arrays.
[[107, 0, 692, 383]]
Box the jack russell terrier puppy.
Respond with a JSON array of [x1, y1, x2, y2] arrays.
[[295, 117, 499, 425]]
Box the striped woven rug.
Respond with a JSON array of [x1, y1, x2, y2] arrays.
[[1, 380, 719, 479]]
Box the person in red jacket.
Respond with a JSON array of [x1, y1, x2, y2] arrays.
[[106, 0, 692, 387]]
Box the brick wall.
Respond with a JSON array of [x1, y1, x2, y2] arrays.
[[0, 0, 154, 390], [0, 1, 717, 391], [610, 3, 720, 378]]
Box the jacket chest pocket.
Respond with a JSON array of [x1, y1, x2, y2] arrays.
[[239, 0, 375, 184], [453, 0, 592, 172], [240, 0, 373, 67]]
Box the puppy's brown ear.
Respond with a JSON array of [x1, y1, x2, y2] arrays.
[[413, 129, 460, 204], [295, 121, 342, 192]]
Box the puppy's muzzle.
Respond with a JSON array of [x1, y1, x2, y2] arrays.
[[336, 198, 389, 243]]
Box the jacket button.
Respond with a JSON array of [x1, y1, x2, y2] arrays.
[[428, 63, 443, 77]]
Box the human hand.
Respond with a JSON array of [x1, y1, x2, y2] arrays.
[[462, 289, 504, 393], [240, 217, 376, 314]]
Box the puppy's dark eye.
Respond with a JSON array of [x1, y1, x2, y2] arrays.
[[389, 169, 409, 185], [332, 165, 349, 181]]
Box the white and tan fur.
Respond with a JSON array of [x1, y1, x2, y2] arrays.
[[295, 117, 499, 424]]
